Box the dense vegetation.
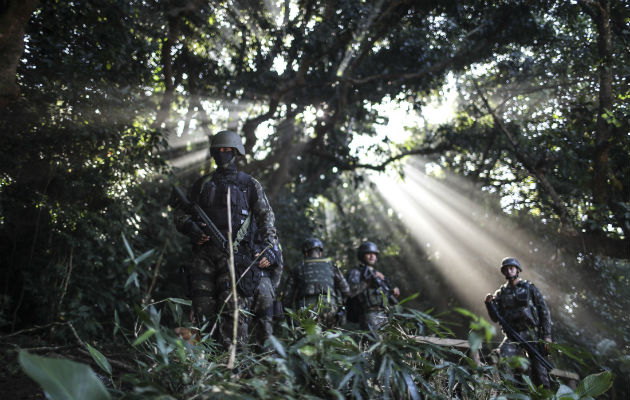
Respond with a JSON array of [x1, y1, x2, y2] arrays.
[[1, 0, 628, 398]]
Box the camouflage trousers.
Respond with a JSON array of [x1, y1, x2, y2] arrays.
[[250, 274, 275, 347], [360, 309, 388, 332], [190, 245, 275, 348], [299, 295, 340, 328], [499, 330, 551, 388]]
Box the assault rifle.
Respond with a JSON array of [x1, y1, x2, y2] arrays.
[[366, 268, 398, 305], [488, 301, 553, 371], [171, 185, 228, 250]]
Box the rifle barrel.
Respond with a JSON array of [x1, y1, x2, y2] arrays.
[[489, 302, 553, 370], [172, 185, 228, 249]]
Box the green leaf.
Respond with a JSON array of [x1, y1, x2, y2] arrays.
[[301, 318, 321, 336], [18, 351, 111, 400], [268, 335, 286, 358], [124, 271, 138, 288], [113, 309, 120, 337], [555, 384, 578, 400], [299, 345, 317, 357], [575, 371, 613, 398], [176, 339, 186, 362], [134, 248, 155, 265], [397, 292, 419, 305], [167, 297, 192, 306], [85, 343, 112, 375], [453, 307, 477, 320], [132, 328, 156, 346], [402, 370, 421, 400], [134, 305, 154, 326], [121, 233, 134, 260], [468, 331, 482, 353]]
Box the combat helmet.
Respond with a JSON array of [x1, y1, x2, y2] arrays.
[[210, 130, 246, 156], [500, 257, 522, 272], [357, 241, 379, 261], [302, 237, 324, 254]]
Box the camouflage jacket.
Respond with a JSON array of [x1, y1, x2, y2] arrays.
[[282, 257, 350, 308], [488, 279, 552, 339], [174, 165, 283, 288], [346, 264, 394, 309]]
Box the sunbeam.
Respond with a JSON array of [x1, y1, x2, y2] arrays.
[[371, 159, 561, 317]]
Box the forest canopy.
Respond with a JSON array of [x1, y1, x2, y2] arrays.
[[0, 0, 628, 398]]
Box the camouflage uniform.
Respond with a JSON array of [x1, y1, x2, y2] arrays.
[[346, 264, 394, 332], [175, 164, 282, 348], [487, 280, 552, 388], [283, 257, 350, 327]]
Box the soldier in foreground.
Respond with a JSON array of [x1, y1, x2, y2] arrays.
[[346, 241, 400, 332], [484, 257, 552, 389], [173, 130, 282, 348], [282, 238, 350, 327]]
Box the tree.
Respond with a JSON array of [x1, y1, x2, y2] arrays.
[[430, 1, 629, 258], [0, 0, 38, 106]]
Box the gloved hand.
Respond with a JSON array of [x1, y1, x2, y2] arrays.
[[256, 245, 283, 267], [183, 218, 204, 243]]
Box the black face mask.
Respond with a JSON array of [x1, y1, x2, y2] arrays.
[[212, 150, 235, 167]]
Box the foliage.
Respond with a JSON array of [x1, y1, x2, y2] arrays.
[[16, 298, 615, 399], [18, 350, 111, 400], [1, 0, 628, 398], [430, 2, 630, 257]]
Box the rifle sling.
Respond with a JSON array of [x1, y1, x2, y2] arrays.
[[232, 214, 251, 253]]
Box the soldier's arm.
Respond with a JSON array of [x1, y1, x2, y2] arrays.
[[249, 178, 279, 248], [531, 284, 552, 340], [484, 289, 501, 323], [383, 275, 400, 297], [333, 265, 351, 299], [249, 177, 283, 270], [172, 184, 204, 241], [347, 269, 369, 298]]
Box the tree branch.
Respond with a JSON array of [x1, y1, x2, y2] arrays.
[[308, 142, 452, 172], [475, 83, 575, 231], [579, 0, 613, 208], [152, 9, 181, 130]]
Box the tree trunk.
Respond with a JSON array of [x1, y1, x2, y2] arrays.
[[0, 0, 38, 107], [152, 13, 180, 130], [583, 0, 613, 207]]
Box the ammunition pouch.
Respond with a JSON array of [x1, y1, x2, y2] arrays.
[[515, 290, 529, 307], [522, 307, 539, 327], [363, 287, 385, 309]]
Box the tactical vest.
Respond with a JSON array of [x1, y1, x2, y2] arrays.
[[196, 170, 260, 296], [198, 170, 253, 251], [298, 258, 335, 297], [497, 280, 539, 332], [358, 265, 385, 309]]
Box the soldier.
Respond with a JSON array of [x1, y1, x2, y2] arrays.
[[282, 238, 350, 327], [484, 257, 552, 389], [173, 130, 282, 348], [346, 241, 400, 332]]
